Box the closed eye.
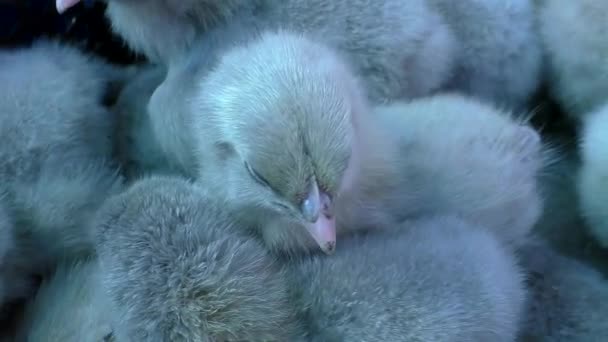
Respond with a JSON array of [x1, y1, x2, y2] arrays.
[[244, 161, 272, 188]]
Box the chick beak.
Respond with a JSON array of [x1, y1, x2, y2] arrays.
[[302, 181, 336, 255], [56, 0, 81, 14]]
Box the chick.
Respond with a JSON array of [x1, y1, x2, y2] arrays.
[[16, 258, 113, 342], [58, 0, 455, 103], [112, 63, 178, 179], [190, 30, 377, 255], [519, 240, 608, 341], [287, 215, 526, 341], [427, 0, 542, 110], [8, 157, 123, 263], [57, 0, 255, 64], [256, 0, 456, 102], [338, 94, 544, 248], [0, 40, 123, 277], [143, 20, 258, 179], [0, 40, 117, 168], [578, 104, 608, 248], [92, 176, 302, 341], [536, 0, 608, 117]]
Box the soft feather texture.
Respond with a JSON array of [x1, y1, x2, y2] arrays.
[[519, 240, 608, 341], [537, 0, 608, 117], [145, 20, 258, 178], [0, 40, 123, 303], [104, 0, 455, 103], [93, 176, 303, 341], [578, 104, 608, 248], [255, 0, 455, 102], [427, 0, 541, 110], [337, 94, 544, 248], [191, 30, 373, 255], [0, 40, 116, 170], [16, 258, 113, 342], [106, 0, 257, 64], [8, 157, 123, 263], [287, 215, 525, 341]]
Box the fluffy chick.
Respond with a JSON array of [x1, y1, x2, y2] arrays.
[[112, 63, 179, 179], [256, 0, 456, 102], [287, 215, 525, 341], [0, 40, 117, 170], [58, 0, 254, 64], [578, 104, 608, 248], [143, 20, 258, 178], [59, 0, 455, 103], [519, 240, 608, 341], [0, 40, 123, 276], [191, 30, 376, 255], [93, 176, 302, 341], [427, 0, 542, 110], [337, 94, 544, 248], [16, 258, 113, 342], [536, 0, 608, 117]]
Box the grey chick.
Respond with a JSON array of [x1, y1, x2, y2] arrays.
[[426, 0, 542, 110], [58, 0, 456, 103], [112, 63, 179, 180], [518, 239, 608, 341], [92, 175, 303, 341], [57, 0, 253, 64], [190, 30, 380, 255], [16, 258, 114, 342], [143, 20, 259, 178], [337, 94, 545, 248], [0, 40, 118, 167], [286, 215, 526, 341], [577, 104, 608, 249], [536, 0, 608, 117], [0, 40, 123, 279]]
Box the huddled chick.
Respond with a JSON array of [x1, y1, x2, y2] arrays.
[[0, 40, 123, 311], [92, 176, 303, 341], [287, 215, 526, 341]]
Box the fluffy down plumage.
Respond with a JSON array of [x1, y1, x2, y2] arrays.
[[537, 0, 608, 117], [519, 240, 608, 341], [338, 94, 544, 248], [427, 0, 541, 110], [578, 104, 608, 248], [16, 258, 113, 342], [0, 40, 123, 304], [92, 176, 303, 341], [287, 215, 525, 341]]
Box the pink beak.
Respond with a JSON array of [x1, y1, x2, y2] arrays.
[[301, 180, 336, 254], [56, 0, 81, 14]]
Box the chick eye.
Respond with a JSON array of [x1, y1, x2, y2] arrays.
[[244, 161, 272, 188]]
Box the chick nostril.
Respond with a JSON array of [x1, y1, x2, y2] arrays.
[[325, 241, 336, 253]]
